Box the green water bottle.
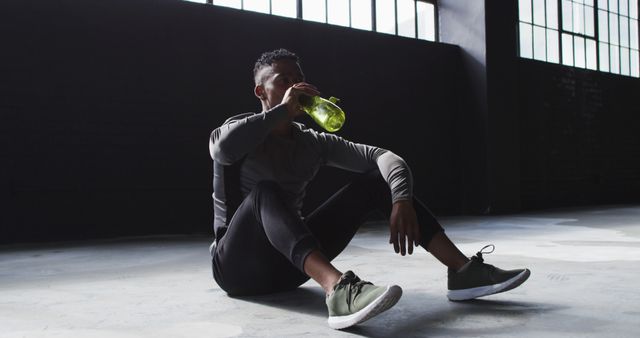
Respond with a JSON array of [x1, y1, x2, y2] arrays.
[[299, 95, 346, 132]]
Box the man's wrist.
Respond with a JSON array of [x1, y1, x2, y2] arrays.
[[392, 198, 413, 207]]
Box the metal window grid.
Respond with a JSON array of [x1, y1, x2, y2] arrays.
[[208, 0, 439, 42]]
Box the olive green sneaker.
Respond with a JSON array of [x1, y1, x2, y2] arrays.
[[326, 271, 402, 329], [447, 245, 530, 301]]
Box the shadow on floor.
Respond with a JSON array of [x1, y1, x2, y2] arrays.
[[231, 287, 328, 318], [344, 297, 566, 338], [228, 287, 566, 337]]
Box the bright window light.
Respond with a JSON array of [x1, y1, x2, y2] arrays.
[[397, 0, 416, 38], [351, 0, 372, 30], [272, 0, 297, 18], [244, 0, 270, 14], [213, 0, 241, 9], [417, 2, 436, 41], [328, 0, 350, 27], [518, 0, 640, 77], [303, 0, 327, 23], [376, 0, 396, 35], [209, 0, 439, 43]]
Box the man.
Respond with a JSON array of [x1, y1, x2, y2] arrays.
[[209, 48, 530, 330]]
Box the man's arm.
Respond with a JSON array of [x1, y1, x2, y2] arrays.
[[317, 132, 413, 203], [318, 132, 420, 256], [210, 82, 320, 165], [375, 151, 414, 203], [209, 104, 289, 165]]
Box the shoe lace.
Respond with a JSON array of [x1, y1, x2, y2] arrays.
[[337, 273, 373, 311], [472, 244, 495, 263]]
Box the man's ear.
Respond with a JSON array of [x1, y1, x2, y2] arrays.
[[254, 85, 265, 100]]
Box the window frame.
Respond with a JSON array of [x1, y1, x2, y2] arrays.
[[518, 0, 640, 77], [208, 0, 439, 42]]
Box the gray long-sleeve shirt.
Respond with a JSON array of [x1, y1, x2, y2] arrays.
[[209, 103, 413, 240]]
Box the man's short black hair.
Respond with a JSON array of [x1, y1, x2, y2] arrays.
[[253, 48, 300, 84]]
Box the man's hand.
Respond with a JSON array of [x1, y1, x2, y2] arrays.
[[389, 199, 422, 256], [281, 82, 320, 118]]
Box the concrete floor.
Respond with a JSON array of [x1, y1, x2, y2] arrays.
[[1, 204, 640, 337]]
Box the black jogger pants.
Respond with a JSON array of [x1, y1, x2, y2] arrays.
[[211, 169, 444, 296]]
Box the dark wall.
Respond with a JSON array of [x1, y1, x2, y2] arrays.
[[485, 0, 521, 213], [0, 0, 465, 243], [439, 0, 491, 214], [518, 61, 640, 209], [486, 1, 640, 210], [441, 0, 640, 213]]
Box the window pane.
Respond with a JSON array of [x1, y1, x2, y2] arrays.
[[328, 0, 350, 27], [599, 10, 609, 42], [598, 0, 608, 10], [548, 29, 560, 63], [600, 42, 610, 71], [272, 0, 297, 18], [621, 17, 630, 47], [587, 39, 598, 69], [574, 2, 584, 34], [213, 0, 241, 9], [611, 13, 619, 45], [520, 23, 534, 58], [611, 45, 620, 73], [631, 50, 639, 76], [534, 25, 547, 60], [610, 0, 619, 13], [376, 0, 396, 34], [575, 36, 586, 67], [244, 0, 270, 14], [620, 0, 629, 16], [563, 0, 573, 31], [533, 0, 546, 26], [397, 0, 416, 38], [632, 19, 639, 49], [351, 0, 372, 30], [417, 2, 436, 41], [185, 0, 207, 3], [632, 0, 638, 19], [563, 33, 575, 65], [585, 0, 594, 6], [520, 0, 533, 23], [621, 47, 631, 74], [548, 0, 559, 28], [303, 0, 327, 23], [586, 6, 595, 36]]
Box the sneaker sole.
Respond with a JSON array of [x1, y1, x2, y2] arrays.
[[447, 269, 531, 301], [328, 285, 402, 330]]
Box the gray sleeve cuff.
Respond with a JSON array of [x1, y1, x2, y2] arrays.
[[376, 151, 413, 203]]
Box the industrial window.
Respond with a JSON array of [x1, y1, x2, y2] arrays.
[[519, 0, 639, 78], [197, 0, 437, 42]]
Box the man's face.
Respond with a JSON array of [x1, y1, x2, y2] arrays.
[[255, 59, 305, 110]]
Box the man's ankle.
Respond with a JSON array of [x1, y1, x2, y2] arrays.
[[324, 274, 341, 296], [451, 257, 470, 272]]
